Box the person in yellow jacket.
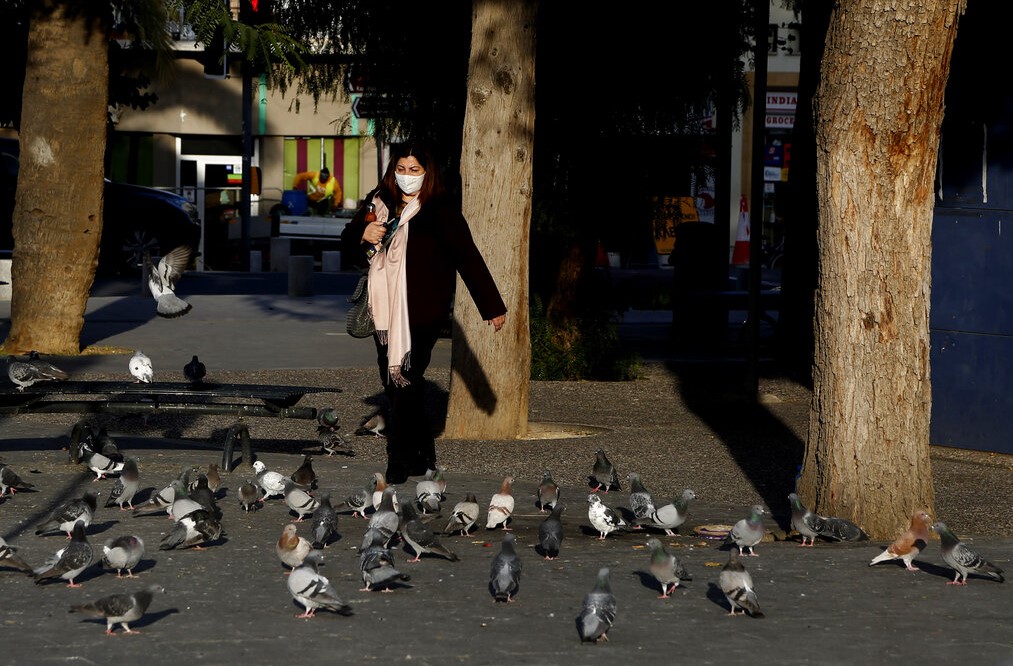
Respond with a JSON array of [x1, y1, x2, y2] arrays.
[[293, 167, 342, 215]]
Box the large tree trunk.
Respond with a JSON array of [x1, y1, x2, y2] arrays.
[[800, 0, 964, 539], [4, 4, 108, 354], [444, 0, 535, 440]]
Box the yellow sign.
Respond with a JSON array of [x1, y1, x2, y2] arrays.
[[651, 196, 699, 255]]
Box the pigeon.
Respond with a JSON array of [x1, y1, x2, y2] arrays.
[[204, 463, 221, 495], [167, 480, 204, 522], [590, 448, 620, 493], [577, 567, 617, 643], [364, 486, 400, 548], [646, 537, 691, 598], [290, 455, 317, 490], [183, 355, 206, 383], [359, 530, 411, 592], [253, 460, 292, 501], [642, 489, 697, 536], [337, 478, 374, 519], [489, 532, 521, 602], [276, 523, 313, 572], [430, 466, 448, 496], [34, 520, 95, 587], [869, 509, 931, 571], [355, 411, 386, 438], [318, 429, 352, 457], [70, 584, 164, 635], [145, 245, 193, 318], [371, 471, 397, 512], [132, 478, 178, 517], [399, 502, 459, 563], [188, 474, 218, 515], [283, 478, 320, 522], [627, 472, 656, 525], [128, 350, 153, 383], [36, 489, 99, 537], [486, 475, 515, 530], [101, 534, 145, 578], [723, 505, 767, 556], [931, 521, 1004, 585], [415, 474, 443, 514], [310, 493, 339, 549], [317, 407, 340, 431], [788, 492, 826, 547], [818, 515, 869, 542], [587, 493, 626, 540], [6, 353, 68, 391], [538, 503, 565, 560], [537, 469, 560, 512], [719, 550, 764, 617], [27, 350, 70, 382], [94, 426, 123, 463], [287, 550, 353, 618], [444, 493, 481, 537], [80, 444, 125, 481], [0, 536, 33, 573], [238, 479, 261, 512], [0, 461, 36, 496], [158, 508, 222, 550]]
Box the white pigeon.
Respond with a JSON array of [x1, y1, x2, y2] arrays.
[[587, 493, 626, 540], [370, 472, 399, 513], [145, 245, 193, 318], [253, 460, 290, 501], [287, 550, 353, 618], [486, 475, 515, 530], [129, 351, 153, 383]]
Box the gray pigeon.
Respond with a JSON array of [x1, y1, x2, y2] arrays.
[[642, 489, 696, 536], [723, 505, 767, 556], [145, 245, 193, 318], [537, 470, 560, 512], [167, 480, 204, 522], [414, 475, 443, 514], [931, 521, 1005, 585], [337, 477, 374, 519], [158, 508, 222, 550], [287, 550, 353, 618], [590, 448, 620, 493], [719, 550, 764, 617], [0, 461, 36, 496], [489, 532, 521, 602], [359, 529, 411, 592], [283, 477, 320, 522], [363, 486, 400, 548], [36, 489, 99, 537], [577, 567, 617, 643], [318, 429, 352, 457], [6, 353, 68, 392], [0, 535, 33, 573], [788, 492, 826, 547], [94, 426, 123, 463], [627, 472, 656, 525], [399, 502, 459, 563], [587, 493, 626, 540], [310, 492, 339, 549], [80, 444, 125, 481], [538, 503, 565, 560], [238, 479, 261, 512], [101, 534, 145, 578], [317, 407, 340, 431], [132, 478, 178, 517], [70, 584, 164, 635], [183, 355, 206, 383], [646, 537, 691, 598], [818, 515, 869, 542], [34, 520, 95, 587], [128, 350, 153, 383], [105, 458, 141, 510], [444, 493, 481, 537], [27, 350, 70, 383]]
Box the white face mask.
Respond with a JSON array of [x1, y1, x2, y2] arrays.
[[395, 173, 425, 195]]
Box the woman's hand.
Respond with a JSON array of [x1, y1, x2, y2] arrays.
[[361, 220, 386, 245], [487, 314, 506, 332]]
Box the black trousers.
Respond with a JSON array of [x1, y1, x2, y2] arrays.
[[373, 323, 442, 482]]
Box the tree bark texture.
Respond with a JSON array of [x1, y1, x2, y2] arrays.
[[444, 0, 535, 440], [800, 0, 965, 539], [5, 4, 108, 354]]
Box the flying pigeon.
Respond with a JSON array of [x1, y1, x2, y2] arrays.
[[0, 461, 36, 496], [399, 502, 459, 563], [283, 477, 320, 522], [364, 486, 400, 548], [34, 520, 95, 587], [486, 475, 515, 530], [723, 505, 767, 556], [627, 472, 656, 526], [238, 479, 261, 512], [277, 523, 312, 572], [646, 537, 691, 598], [359, 529, 411, 592], [253, 460, 292, 501], [310, 492, 339, 549], [158, 508, 222, 550], [70, 584, 164, 635], [931, 521, 1004, 585], [719, 550, 764, 617], [590, 448, 620, 493], [415, 474, 443, 514], [537, 469, 560, 512], [489, 532, 521, 602], [444, 493, 481, 537], [788, 492, 826, 547], [6, 354, 68, 391], [869, 509, 931, 571], [287, 550, 353, 618], [101, 534, 145, 578], [538, 503, 565, 560], [355, 411, 386, 438], [36, 489, 99, 537], [183, 355, 206, 383], [0, 535, 33, 573], [642, 489, 696, 536], [145, 245, 193, 318], [818, 515, 869, 542], [577, 567, 617, 643], [587, 493, 625, 540], [128, 351, 153, 383]]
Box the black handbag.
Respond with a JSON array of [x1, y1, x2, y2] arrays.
[[346, 272, 375, 338]]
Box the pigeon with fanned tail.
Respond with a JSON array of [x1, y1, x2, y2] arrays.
[[6, 353, 68, 392], [869, 509, 931, 571], [587, 493, 625, 540], [34, 520, 95, 587], [719, 550, 764, 617], [646, 537, 691, 598], [0, 536, 33, 573], [158, 508, 221, 550], [486, 475, 515, 530], [627, 472, 656, 526], [444, 493, 480, 537], [145, 245, 193, 318], [359, 530, 410, 592], [101, 534, 145, 578], [183, 355, 206, 384], [590, 448, 620, 493], [399, 502, 458, 563], [287, 550, 353, 618], [931, 521, 1004, 585], [538, 503, 565, 560], [537, 470, 560, 512], [0, 461, 36, 496], [36, 490, 99, 537], [310, 493, 339, 549], [70, 584, 164, 635], [578, 567, 617, 643], [276, 523, 312, 572], [788, 492, 826, 547], [723, 505, 767, 556], [489, 532, 521, 602], [642, 489, 696, 536], [128, 351, 153, 383]]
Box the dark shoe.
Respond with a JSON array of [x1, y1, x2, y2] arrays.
[[385, 463, 409, 485]]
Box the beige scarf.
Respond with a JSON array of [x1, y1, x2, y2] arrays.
[[367, 194, 421, 386]]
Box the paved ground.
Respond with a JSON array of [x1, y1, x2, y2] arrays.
[[1, 272, 1011, 664]]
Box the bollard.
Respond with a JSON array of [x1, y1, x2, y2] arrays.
[[0, 258, 11, 301], [270, 237, 291, 272], [321, 250, 341, 273], [288, 255, 314, 297], [249, 250, 263, 272]]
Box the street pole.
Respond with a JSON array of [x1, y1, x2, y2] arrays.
[[240, 60, 253, 270], [747, 0, 770, 398]]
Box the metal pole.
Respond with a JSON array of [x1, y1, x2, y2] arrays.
[[240, 61, 254, 269], [747, 0, 770, 398]]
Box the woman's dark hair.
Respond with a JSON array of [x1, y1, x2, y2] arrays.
[[378, 143, 444, 207]]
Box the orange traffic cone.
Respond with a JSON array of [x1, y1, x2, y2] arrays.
[[595, 240, 609, 268], [731, 195, 750, 266]]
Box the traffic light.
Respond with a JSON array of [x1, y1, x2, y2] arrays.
[[240, 0, 272, 26]]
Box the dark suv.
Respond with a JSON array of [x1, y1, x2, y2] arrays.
[[1, 137, 201, 275]]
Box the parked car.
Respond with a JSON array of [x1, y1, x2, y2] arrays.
[[0, 137, 201, 275]]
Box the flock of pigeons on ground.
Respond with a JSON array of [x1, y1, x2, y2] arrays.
[[1, 431, 1005, 641]]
